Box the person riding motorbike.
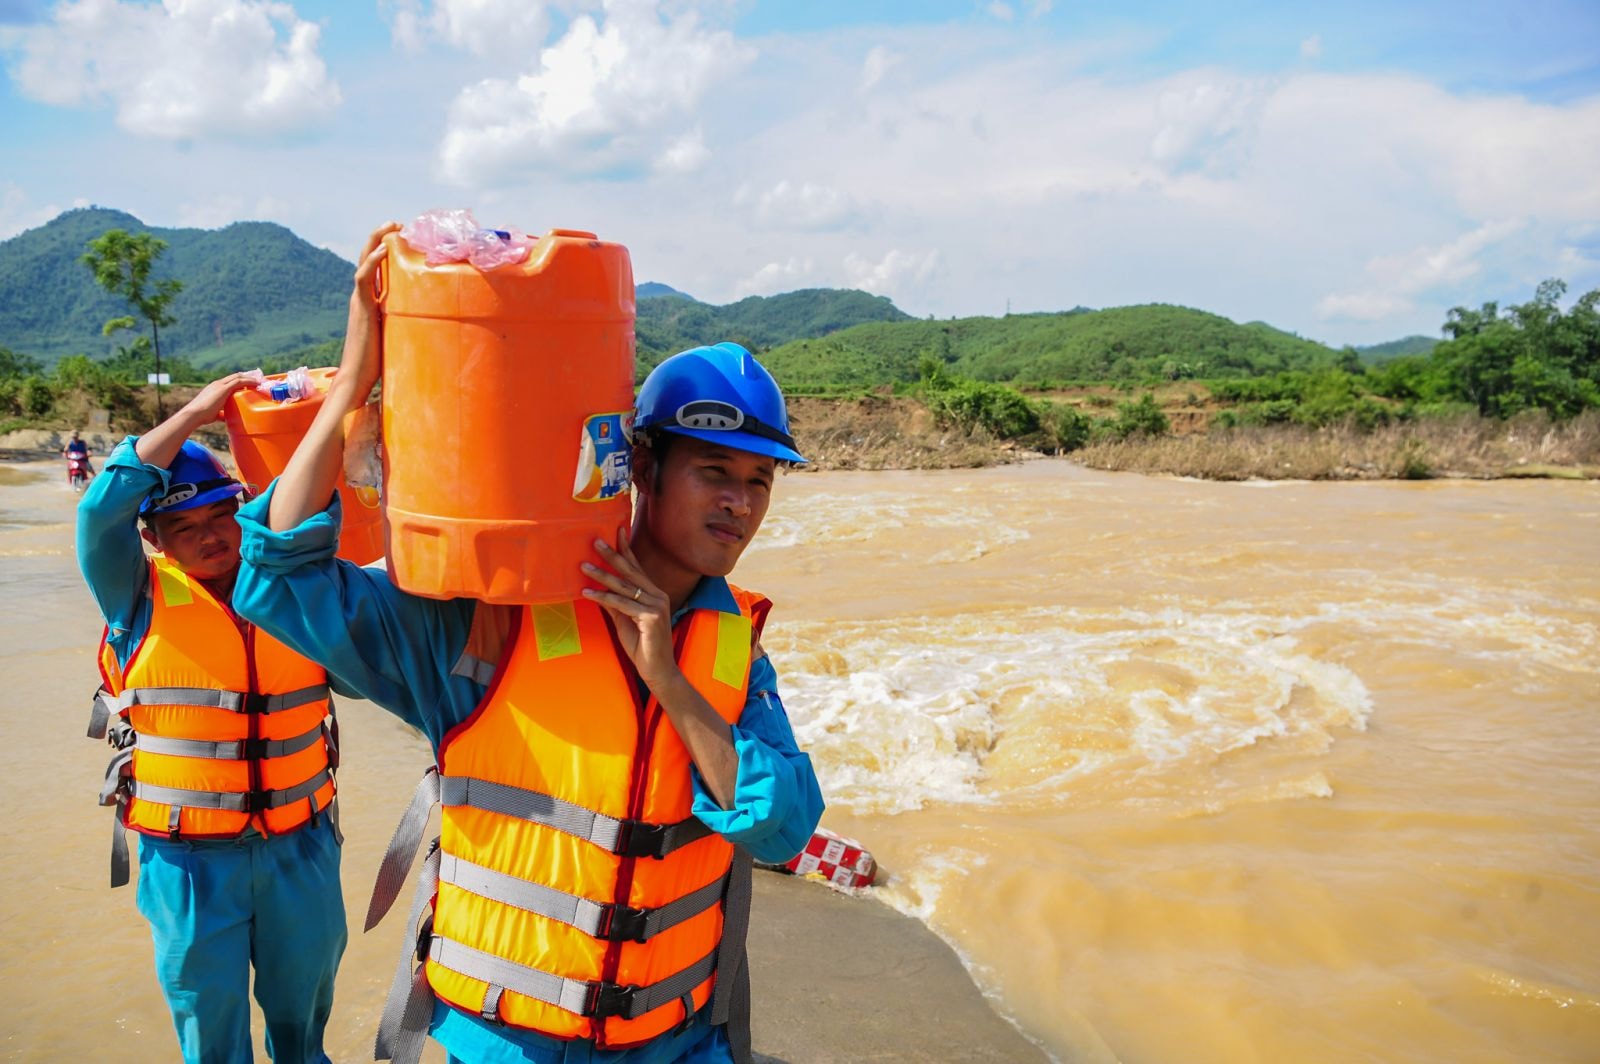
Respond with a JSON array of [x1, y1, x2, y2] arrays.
[[64, 431, 94, 490]]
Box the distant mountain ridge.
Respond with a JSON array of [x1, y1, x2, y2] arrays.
[[0, 208, 916, 372], [1355, 335, 1438, 361], [3, 207, 1414, 388], [0, 207, 353, 367], [760, 304, 1352, 391]]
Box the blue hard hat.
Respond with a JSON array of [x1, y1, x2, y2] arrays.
[[634, 342, 806, 464], [141, 440, 244, 515]]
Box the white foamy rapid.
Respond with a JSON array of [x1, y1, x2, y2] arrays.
[[765, 604, 1376, 816]]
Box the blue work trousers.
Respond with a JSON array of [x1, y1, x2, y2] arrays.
[[135, 816, 347, 1064]]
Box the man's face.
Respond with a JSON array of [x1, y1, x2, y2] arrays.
[[142, 498, 243, 581], [642, 434, 776, 579]]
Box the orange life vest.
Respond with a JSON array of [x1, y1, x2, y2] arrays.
[[367, 586, 768, 1057], [90, 556, 336, 884]]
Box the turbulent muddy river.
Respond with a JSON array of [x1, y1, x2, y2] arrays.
[[2, 458, 1597, 1062]]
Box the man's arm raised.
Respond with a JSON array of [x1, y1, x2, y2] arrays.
[[268, 222, 398, 531]]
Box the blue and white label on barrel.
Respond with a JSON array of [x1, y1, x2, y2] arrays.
[[572, 412, 633, 502]]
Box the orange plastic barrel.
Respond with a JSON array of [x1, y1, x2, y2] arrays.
[[222, 367, 386, 565], [378, 227, 636, 604]]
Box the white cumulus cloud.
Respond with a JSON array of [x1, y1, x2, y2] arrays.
[[1299, 34, 1322, 60], [385, 0, 557, 59], [1317, 220, 1525, 321], [0, 184, 79, 240], [9, 0, 340, 139], [735, 180, 864, 231], [860, 44, 900, 93], [437, 0, 753, 185], [1149, 75, 1267, 175], [734, 256, 816, 298], [845, 248, 941, 300]]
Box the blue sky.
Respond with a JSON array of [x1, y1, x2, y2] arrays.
[[2, 0, 1598, 346]]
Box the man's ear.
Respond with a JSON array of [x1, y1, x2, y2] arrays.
[[631, 443, 656, 497], [139, 525, 161, 551]]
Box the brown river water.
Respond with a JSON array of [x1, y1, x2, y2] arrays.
[[2, 458, 1596, 1062]]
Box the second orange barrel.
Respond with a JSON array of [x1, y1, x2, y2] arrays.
[[379, 227, 636, 604], [223, 368, 386, 565]]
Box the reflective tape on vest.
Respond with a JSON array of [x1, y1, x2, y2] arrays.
[[132, 721, 327, 761], [112, 683, 329, 714], [439, 774, 712, 859], [439, 852, 727, 943]]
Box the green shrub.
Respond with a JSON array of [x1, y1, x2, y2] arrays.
[[924, 377, 1040, 438], [1111, 393, 1169, 438], [1037, 401, 1091, 452], [1236, 399, 1298, 426], [1348, 398, 1393, 432], [19, 375, 53, 417]]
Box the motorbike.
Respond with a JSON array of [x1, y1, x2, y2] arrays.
[[67, 454, 91, 492]]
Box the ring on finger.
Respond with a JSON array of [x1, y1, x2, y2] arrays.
[[632, 586, 644, 602]]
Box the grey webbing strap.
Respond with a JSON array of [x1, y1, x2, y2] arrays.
[[108, 797, 131, 889], [480, 984, 505, 1023], [438, 853, 727, 943], [442, 775, 624, 850], [449, 651, 497, 686], [98, 745, 137, 885], [723, 954, 753, 1064], [131, 722, 326, 761], [366, 768, 441, 932], [429, 936, 592, 1017], [374, 842, 440, 1064], [115, 686, 241, 711], [87, 687, 113, 740], [98, 748, 134, 807], [441, 775, 712, 858], [129, 767, 331, 812], [328, 795, 345, 846], [426, 936, 719, 1022], [113, 683, 329, 714], [711, 846, 755, 1064]]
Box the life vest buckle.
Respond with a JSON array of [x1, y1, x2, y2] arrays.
[[599, 903, 650, 943], [106, 720, 137, 751], [587, 981, 639, 1021], [416, 913, 434, 964], [615, 819, 670, 859]]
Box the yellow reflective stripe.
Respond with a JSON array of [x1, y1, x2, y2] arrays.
[[154, 562, 194, 607], [712, 612, 751, 688], [531, 603, 581, 661]]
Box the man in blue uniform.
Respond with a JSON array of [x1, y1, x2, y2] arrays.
[[77, 376, 346, 1064], [233, 223, 824, 1064]]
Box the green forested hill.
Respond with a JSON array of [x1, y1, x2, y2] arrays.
[[5, 208, 1363, 391], [761, 304, 1347, 391], [1, 208, 913, 373], [0, 207, 351, 367], [635, 287, 911, 370], [1355, 335, 1438, 362]]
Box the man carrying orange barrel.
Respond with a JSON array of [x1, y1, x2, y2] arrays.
[[76, 373, 347, 1064], [233, 222, 824, 1064]]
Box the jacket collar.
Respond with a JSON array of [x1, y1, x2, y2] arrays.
[[671, 575, 739, 624]]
